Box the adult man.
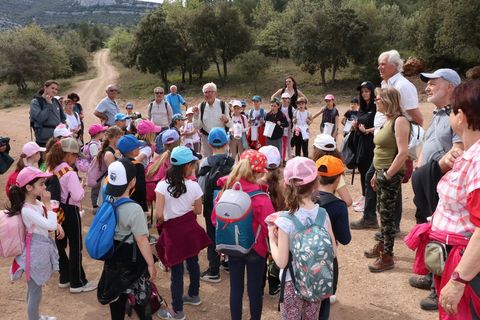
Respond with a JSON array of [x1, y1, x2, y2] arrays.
[[351, 50, 423, 231], [94, 84, 120, 126], [147, 87, 173, 131], [30, 80, 66, 147], [193, 82, 230, 157], [165, 85, 188, 115], [409, 69, 463, 311]]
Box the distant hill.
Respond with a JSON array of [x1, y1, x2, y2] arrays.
[[0, 0, 160, 28]]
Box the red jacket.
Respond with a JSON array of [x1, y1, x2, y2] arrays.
[[212, 177, 275, 257]]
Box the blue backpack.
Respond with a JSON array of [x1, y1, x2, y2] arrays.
[[214, 182, 268, 257], [85, 196, 133, 260]]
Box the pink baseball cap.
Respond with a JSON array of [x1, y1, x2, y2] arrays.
[[324, 94, 335, 101], [53, 124, 72, 138], [21, 142, 46, 158], [16, 167, 52, 188], [137, 120, 161, 135], [88, 124, 108, 137], [283, 157, 318, 186]]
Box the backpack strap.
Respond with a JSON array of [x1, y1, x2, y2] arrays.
[[314, 207, 328, 228], [56, 166, 74, 205], [200, 101, 207, 122]]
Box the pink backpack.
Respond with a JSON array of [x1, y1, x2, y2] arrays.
[[145, 158, 170, 204], [86, 155, 107, 188], [0, 210, 26, 258], [77, 141, 101, 173]]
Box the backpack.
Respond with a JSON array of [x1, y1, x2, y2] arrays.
[[340, 131, 356, 169], [145, 158, 169, 204], [85, 196, 134, 260], [198, 155, 234, 211], [214, 182, 268, 257], [46, 166, 73, 224], [280, 207, 335, 302], [86, 155, 107, 188], [148, 101, 171, 119], [77, 140, 100, 173], [0, 210, 25, 258]]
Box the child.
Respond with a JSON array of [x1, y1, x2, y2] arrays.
[[8, 167, 63, 320], [214, 149, 275, 320], [5, 142, 45, 198], [170, 113, 186, 135], [269, 157, 337, 320], [313, 156, 351, 319], [98, 158, 157, 320], [45, 137, 97, 293], [280, 92, 293, 162], [264, 98, 289, 158], [247, 95, 266, 150], [182, 107, 201, 153], [116, 135, 148, 212], [136, 119, 161, 168], [114, 113, 129, 133], [312, 94, 340, 137], [291, 97, 313, 157], [84, 124, 107, 209], [229, 100, 249, 161], [197, 127, 235, 283], [240, 100, 247, 116], [341, 98, 359, 136], [155, 146, 211, 320]]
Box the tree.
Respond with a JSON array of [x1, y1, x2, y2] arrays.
[[129, 7, 182, 89], [0, 24, 70, 93], [235, 50, 271, 91], [256, 17, 290, 62], [61, 30, 89, 74], [106, 27, 134, 66], [251, 0, 277, 29]]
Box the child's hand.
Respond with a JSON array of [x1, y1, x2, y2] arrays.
[[41, 190, 51, 207], [56, 224, 65, 240]]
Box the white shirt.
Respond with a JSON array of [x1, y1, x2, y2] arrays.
[[139, 145, 153, 168], [21, 201, 57, 237], [88, 140, 100, 158], [66, 112, 81, 132], [194, 98, 230, 133], [149, 100, 173, 128], [155, 179, 203, 221], [381, 72, 419, 120], [183, 121, 200, 145]]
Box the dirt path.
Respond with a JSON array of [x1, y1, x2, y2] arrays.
[[0, 51, 437, 320]]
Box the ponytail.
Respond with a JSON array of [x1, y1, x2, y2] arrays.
[[6, 176, 41, 216], [46, 141, 66, 172], [285, 179, 318, 214]]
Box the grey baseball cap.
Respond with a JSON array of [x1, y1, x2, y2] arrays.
[[420, 68, 461, 86]]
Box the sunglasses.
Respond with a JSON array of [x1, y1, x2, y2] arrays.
[[155, 92, 164, 94]]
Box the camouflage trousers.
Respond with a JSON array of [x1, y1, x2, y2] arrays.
[[376, 169, 404, 255]]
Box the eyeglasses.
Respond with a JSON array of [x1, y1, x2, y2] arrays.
[[155, 92, 164, 94], [108, 89, 118, 92], [204, 91, 215, 94]]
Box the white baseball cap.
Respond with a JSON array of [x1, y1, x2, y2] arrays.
[[313, 134, 336, 151], [53, 124, 72, 138], [281, 92, 291, 99], [259, 145, 281, 169], [105, 158, 136, 197]]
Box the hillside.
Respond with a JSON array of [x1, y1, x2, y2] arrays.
[[0, 0, 159, 27]]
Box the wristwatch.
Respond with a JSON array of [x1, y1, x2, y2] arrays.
[[451, 271, 468, 284], [383, 170, 391, 181]]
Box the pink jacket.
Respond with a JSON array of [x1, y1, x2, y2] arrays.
[[213, 177, 275, 257], [55, 162, 85, 207]]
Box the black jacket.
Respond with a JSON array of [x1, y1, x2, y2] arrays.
[[265, 111, 289, 140]]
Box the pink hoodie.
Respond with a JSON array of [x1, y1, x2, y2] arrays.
[[212, 177, 275, 257], [54, 162, 85, 207]]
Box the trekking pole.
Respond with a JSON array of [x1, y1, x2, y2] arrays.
[[351, 167, 355, 185]]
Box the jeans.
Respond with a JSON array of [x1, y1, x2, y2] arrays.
[[229, 251, 266, 320], [170, 256, 200, 312]]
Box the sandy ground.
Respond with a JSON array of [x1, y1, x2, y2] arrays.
[[0, 50, 438, 320]]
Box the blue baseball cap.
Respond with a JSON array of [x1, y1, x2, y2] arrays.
[[208, 127, 229, 147], [420, 68, 461, 86], [240, 100, 247, 107], [117, 134, 146, 155], [114, 113, 128, 121], [252, 95, 262, 102], [170, 146, 199, 166], [161, 129, 180, 145], [172, 113, 187, 122]]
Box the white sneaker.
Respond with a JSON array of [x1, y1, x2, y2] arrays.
[[352, 196, 365, 207], [70, 281, 98, 293], [39, 316, 57, 320], [329, 295, 337, 304], [58, 282, 70, 289], [353, 204, 364, 212]]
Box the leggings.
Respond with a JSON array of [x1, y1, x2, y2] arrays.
[[27, 279, 42, 320]]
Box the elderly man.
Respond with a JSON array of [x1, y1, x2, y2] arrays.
[[148, 86, 173, 131], [94, 84, 120, 126], [193, 82, 230, 157], [409, 69, 463, 311], [166, 85, 188, 115]]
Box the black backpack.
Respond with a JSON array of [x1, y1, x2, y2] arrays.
[[340, 131, 357, 169], [198, 155, 234, 211]]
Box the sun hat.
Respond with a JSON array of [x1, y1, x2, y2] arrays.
[[240, 149, 268, 173], [252, 95, 262, 102], [16, 166, 52, 188], [105, 158, 136, 197], [259, 146, 281, 169], [137, 119, 161, 135], [21, 142, 46, 158], [61, 137, 82, 155], [53, 124, 72, 138], [170, 146, 199, 166], [117, 135, 146, 155], [208, 127, 229, 147], [316, 155, 345, 177], [88, 124, 108, 137], [324, 94, 335, 101], [281, 92, 291, 99], [161, 129, 180, 145], [114, 113, 128, 122], [231, 100, 242, 108], [313, 134, 336, 151], [186, 107, 195, 115], [420, 68, 461, 86], [283, 157, 317, 186]]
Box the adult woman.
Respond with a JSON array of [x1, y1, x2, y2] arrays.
[[426, 80, 480, 319], [364, 87, 410, 272], [271, 76, 306, 110]]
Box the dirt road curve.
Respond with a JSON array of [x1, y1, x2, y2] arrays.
[[0, 50, 436, 320]]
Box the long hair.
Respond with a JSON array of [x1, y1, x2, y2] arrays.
[[165, 162, 194, 198], [146, 140, 180, 179], [265, 169, 286, 211], [376, 87, 402, 118], [223, 159, 256, 190], [285, 179, 318, 214], [285, 76, 297, 90], [46, 141, 66, 171], [137, 132, 155, 146], [97, 126, 123, 166], [6, 177, 41, 216], [359, 82, 376, 112]]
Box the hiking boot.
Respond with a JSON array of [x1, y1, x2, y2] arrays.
[[183, 295, 202, 306], [157, 309, 186, 320], [420, 290, 438, 311], [200, 269, 221, 283], [374, 228, 400, 241], [409, 275, 432, 290], [368, 252, 394, 273], [364, 242, 384, 259], [69, 281, 98, 293], [350, 218, 379, 230]]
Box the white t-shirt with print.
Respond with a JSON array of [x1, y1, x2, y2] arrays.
[[183, 121, 200, 145], [66, 112, 81, 132], [155, 179, 203, 221], [139, 145, 153, 168]]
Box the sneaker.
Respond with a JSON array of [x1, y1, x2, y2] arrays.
[[70, 281, 98, 293], [350, 218, 379, 230], [39, 316, 57, 320], [353, 204, 365, 212], [200, 269, 221, 283], [329, 295, 337, 304], [420, 290, 438, 311], [268, 286, 281, 297], [220, 260, 229, 273], [183, 295, 202, 306], [157, 309, 186, 320], [409, 275, 432, 290], [58, 282, 70, 289], [352, 196, 365, 207]]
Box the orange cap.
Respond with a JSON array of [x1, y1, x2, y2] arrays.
[[316, 155, 345, 177]]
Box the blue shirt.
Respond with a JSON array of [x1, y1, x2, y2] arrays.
[[95, 97, 120, 126], [166, 93, 186, 115]]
